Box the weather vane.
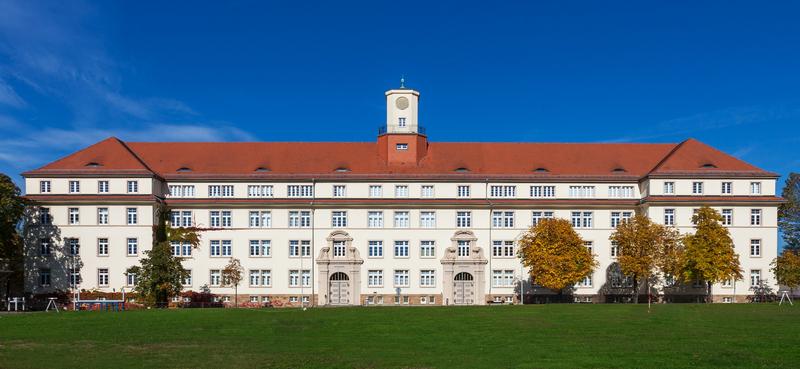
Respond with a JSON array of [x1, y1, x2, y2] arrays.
[[400, 75, 405, 88]]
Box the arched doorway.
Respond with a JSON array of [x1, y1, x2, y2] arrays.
[[453, 272, 475, 305], [329, 272, 350, 305]]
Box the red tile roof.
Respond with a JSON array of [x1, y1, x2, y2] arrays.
[[22, 136, 777, 180]]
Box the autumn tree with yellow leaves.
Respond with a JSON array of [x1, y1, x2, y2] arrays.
[[518, 218, 597, 296], [681, 206, 742, 302], [772, 250, 800, 296], [610, 214, 681, 303]]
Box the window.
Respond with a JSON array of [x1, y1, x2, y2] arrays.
[[70, 268, 81, 286], [248, 211, 272, 228], [457, 185, 471, 198], [577, 274, 592, 287], [249, 270, 271, 287], [420, 270, 436, 287], [722, 278, 733, 287], [247, 185, 273, 197], [39, 268, 51, 286], [721, 182, 732, 195], [608, 186, 635, 198], [369, 185, 383, 197], [395, 143, 408, 150], [692, 182, 704, 194], [612, 271, 635, 288], [395, 185, 409, 197], [39, 238, 52, 256], [289, 270, 311, 287], [491, 211, 515, 228], [492, 240, 515, 257], [571, 211, 593, 228], [664, 209, 675, 226], [171, 241, 193, 257], [169, 210, 192, 227], [420, 240, 435, 257], [367, 211, 384, 228], [750, 270, 761, 286], [289, 240, 311, 257], [39, 208, 52, 225], [98, 269, 109, 286], [610, 211, 632, 228], [421, 185, 434, 198], [750, 239, 761, 257], [456, 211, 471, 228], [127, 238, 138, 256], [333, 240, 346, 257], [127, 180, 139, 193], [420, 211, 436, 228], [169, 185, 196, 197], [219, 240, 231, 256], [331, 211, 347, 227], [67, 238, 80, 255], [751, 209, 762, 226], [368, 270, 383, 287], [217, 211, 231, 228], [97, 238, 109, 256], [721, 209, 733, 226], [332, 185, 346, 197], [69, 180, 80, 193], [287, 185, 313, 197], [394, 270, 410, 287], [208, 185, 234, 197], [368, 241, 383, 257], [68, 207, 79, 225], [210, 240, 221, 256], [126, 272, 137, 286], [569, 186, 595, 198], [457, 240, 470, 257], [288, 211, 312, 228], [394, 211, 410, 228], [531, 211, 554, 226], [398, 117, 406, 127], [249, 240, 271, 257], [751, 182, 762, 195], [209, 211, 220, 227], [126, 208, 138, 225], [40, 180, 51, 193], [584, 241, 594, 254], [492, 270, 515, 287], [183, 271, 193, 286], [611, 241, 619, 257], [530, 185, 556, 198], [663, 182, 675, 195], [210, 270, 221, 286], [97, 208, 108, 225], [490, 185, 516, 197], [394, 241, 409, 257]]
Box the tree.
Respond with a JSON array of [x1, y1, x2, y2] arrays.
[[772, 250, 800, 296], [779, 173, 800, 252], [610, 214, 681, 304], [221, 258, 243, 307], [0, 174, 25, 303], [127, 205, 200, 307], [680, 206, 743, 302], [518, 218, 597, 296]]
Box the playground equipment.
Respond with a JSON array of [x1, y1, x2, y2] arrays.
[[73, 288, 127, 311], [6, 297, 25, 311]]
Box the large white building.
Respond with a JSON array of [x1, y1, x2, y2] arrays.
[[22, 86, 782, 305]]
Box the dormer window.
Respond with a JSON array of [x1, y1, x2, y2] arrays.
[[398, 117, 406, 127], [254, 167, 270, 172], [454, 167, 470, 173], [334, 167, 350, 173], [701, 163, 717, 169], [533, 167, 549, 173], [612, 167, 626, 173], [177, 167, 192, 172], [396, 143, 408, 151], [85, 162, 102, 167]]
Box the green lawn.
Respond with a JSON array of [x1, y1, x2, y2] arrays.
[[0, 304, 798, 369]]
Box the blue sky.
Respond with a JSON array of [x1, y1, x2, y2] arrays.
[[0, 0, 799, 190]]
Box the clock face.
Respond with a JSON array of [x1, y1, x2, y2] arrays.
[[395, 97, 409, 110]]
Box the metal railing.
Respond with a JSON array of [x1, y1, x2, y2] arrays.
[[377, 125, 426, 135]]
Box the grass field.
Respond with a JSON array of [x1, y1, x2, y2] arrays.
[[0, 304, 798, 369]]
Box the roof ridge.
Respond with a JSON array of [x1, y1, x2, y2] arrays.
[[646, 138, 691, 175]]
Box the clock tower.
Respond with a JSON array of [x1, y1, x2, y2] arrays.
[[378, 79, 428, 166]]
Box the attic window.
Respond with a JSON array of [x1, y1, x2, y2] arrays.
[[85, 162, 102, 167], [533, 167, 549, 173], [454, 167, 470, 173], [254, 167, 271, 172], [176, 167, 192, 172], [612, 167, 627, 173], [334, 167, 351, 173], [700, 163, 717, 169]]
